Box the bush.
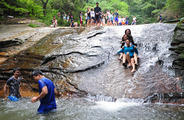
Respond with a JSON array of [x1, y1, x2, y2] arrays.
[[28, 23, 40, 28]]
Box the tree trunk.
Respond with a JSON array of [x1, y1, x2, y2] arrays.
[[41, 0, 49, 16]]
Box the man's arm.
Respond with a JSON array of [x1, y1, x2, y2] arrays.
[[54, 88, 61, 97], [31, 86, 48, 103], [3, 84, 8, 100]]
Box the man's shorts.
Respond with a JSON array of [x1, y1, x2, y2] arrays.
[[8, 96, 20, 101], [125, 21, 128, 25], [115, 17, 118, 22]]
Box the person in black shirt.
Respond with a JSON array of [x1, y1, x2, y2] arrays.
[[113, 9, 119, 26], [4, 68, 22, 101], [94, 2, 101, 26]]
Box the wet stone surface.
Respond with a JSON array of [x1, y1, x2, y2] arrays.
[[1, 24, 183, 104]]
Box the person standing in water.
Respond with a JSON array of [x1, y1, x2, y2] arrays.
[[31, 70, 58, 114], [4, 68, 22, 101]]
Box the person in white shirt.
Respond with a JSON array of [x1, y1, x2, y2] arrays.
[[132, 16, 136, 25], [118, 16, 122, 25], [90, 8, 95, 26], [122, 16, 126, 25]]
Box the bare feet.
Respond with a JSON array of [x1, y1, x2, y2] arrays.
[[131, 69, 136, 73], [128, 63, 132, 68]]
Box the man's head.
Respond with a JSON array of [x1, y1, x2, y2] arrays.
[[53, 16, 56, 20], [96, 2, 99, 6], [13, 68, 21, 77], [32, 70, 44, 81]]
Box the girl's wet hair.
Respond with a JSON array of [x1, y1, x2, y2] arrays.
[[122, 34, 130, 41], [125, 29, 131, 35]]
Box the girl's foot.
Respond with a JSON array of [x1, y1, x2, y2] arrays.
[[128, 63, 132, 68], [135, 62, 138, 66], [131, 69, 136, 73]]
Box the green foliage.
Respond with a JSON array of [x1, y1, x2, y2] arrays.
[[164, 0, 184, 18], [0, 0, 183, 25], [28, 23, 40, 28]]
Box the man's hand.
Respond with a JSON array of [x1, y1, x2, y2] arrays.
[[31, 97, 38, 103]]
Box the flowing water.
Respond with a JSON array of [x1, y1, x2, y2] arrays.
[[1, 23, 184, 120]]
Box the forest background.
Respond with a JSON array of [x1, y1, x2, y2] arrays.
[[0, 0, 184, 26]]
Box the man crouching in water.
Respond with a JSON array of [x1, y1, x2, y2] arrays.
[[4, 68, 22, 101], [31, 70, 57, 114]]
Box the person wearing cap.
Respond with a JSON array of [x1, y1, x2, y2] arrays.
[[94, 2, 101, 26], [31, 70, 58, 114], [4, 68, 22, 101]]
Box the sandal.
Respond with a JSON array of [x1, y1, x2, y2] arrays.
[[122, 63, 127, 67]]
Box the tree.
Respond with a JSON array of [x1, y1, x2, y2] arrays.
[[41, 0, 49, 16]]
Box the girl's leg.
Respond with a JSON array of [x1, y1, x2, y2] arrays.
[[131, 58, 136, 72], [118, 53, 123, 60], [126, 52, 131, 67], [134, 53, 138, 65]]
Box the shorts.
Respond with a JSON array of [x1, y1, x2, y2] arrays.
[[115, 17, 118, 22], [80, 19, 83, 24], [132, 21, 136, 25], [125, 21, 128, 25], [119, 23, 122, 25], [8, 96, 20, 101], [122, 22, 125, 25], [86, 19, 87, 24], [95, 15, 100, 23], [87, 16, 91, 20], [92, 17, 95, 20], [130, 55, 134, 59], [111, 20, 113, 24]]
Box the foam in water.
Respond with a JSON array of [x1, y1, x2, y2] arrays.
[[92, 99, 142, 112]]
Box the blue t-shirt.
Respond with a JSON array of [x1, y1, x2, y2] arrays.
[[124, 45, 135, 57], [38, 77, 56, 113]]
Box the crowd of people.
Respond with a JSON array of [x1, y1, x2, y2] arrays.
[[51, 2, 137, 28], [83, 2, 136, 27], [116, 29, 139, 73]]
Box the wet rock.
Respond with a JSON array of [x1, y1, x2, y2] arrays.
[[87, 31, 106, 39], [170, 20, 184, 75], [0, 38, 22, 49], [145, 92, 184, 103], [169, 46, 177, 51]]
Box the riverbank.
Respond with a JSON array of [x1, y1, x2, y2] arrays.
[[0, 24, 60, 64]]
